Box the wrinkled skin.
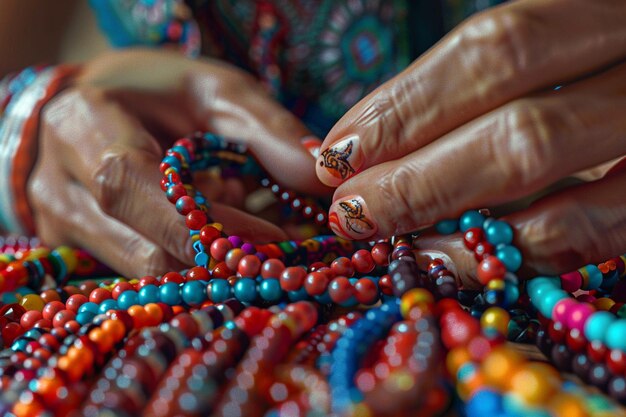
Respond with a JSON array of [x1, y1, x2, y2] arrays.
[[29, 49, 328, 278], [318, 0, 626, 284]]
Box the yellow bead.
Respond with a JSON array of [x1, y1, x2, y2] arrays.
[[209, 223, 224, 232], [128, 279, 139, 285], [54, 246, 78, 273], [481, 346, 524, 389], [593, 297, 615, 311], [164, 167, 176, 176], [24, 248, 49, 261], [113, 277, 127, 284], [480, 307, 510, 335], [0, 254, 12, 263], [549, 393, 589, 417], [191, 234, 200, 242], [510, 362, 560, 405], [446, 347, 471, 378], [400, 288, 434, 318], [486, 279, 505, 291], [19, 294, 45, 312]]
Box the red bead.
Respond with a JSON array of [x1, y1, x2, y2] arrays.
[[439, 309, 480, 349], [607, 349, 626, 375], [308, 262, 327, 272], [33, 319, 52, 329], [328, 277, 354, 304], [2, 322, 23, 345], [476, 255, 506, 285], [354, 278, 378, 305], [65, 294, 89, 313], [565, 328, 586, 353], [160, 177, 169, 192], [225, 248, 246, 272], [237, 255, 261, 278], [185, 210, 208, 230], [20, 311, 43, 330], [175, 196, 196, 215], [170, 313, 199, 340], [548, 321, 567, 344], [474, 241, 495, 261], [587, 340, 608, 363], [210, 238, 232, 262], [211, 262, 232, 279], [88, 288, 112, 304], [138, 276, 159, 288], [52, 310, 76, 328], [330, 257, 355, 278], [379, 274, 394, 296], [42, 301, 65, 321], [166, 184, 187, 203], [199, 225, 221, 246], [304, 272, 330, 296], [111, 282, 134, 300], [162, 272, 185, 284], [351, 250, 375, 274], [260, 259, 285, 279], [280, 267, 307, 292], [371, 243, 391, 266], [186, 266, 209, 282], [467, 335, 493, 361], [463, 227, 484, 250]]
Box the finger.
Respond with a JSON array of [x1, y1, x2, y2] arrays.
[[43, 90, 195, 265], [186, 62, 330, 196], [317, 0, 626, 186], [28, 171, 186, 278], [210, 203, 288, 243], [328, 61, 626, 240]]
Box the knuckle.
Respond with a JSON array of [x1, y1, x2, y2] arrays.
[[129, 240, 169, 277], [91, 148, 133, 217]]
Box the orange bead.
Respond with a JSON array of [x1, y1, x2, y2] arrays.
[[101, 319, 125, 342], [89, 328, 114, 353], [12, 397, 44, 417], [510, 362, 561, 405], [57, 355, 83, 382], [172, 305, 185, 315], [144, 303, 164, 326], [37, 375, 63, 405], [128, 305, 149, 329], [481, 346, 524, 389], [67, 345, 93, 369], [549, 393, 588, 417], [446, 347, 471, 378]]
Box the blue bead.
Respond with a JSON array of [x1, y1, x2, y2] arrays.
[[496, 245, 522, 272], [526, 276, 560, 300], [485, 220, 514, 245], [181, 281, 206, 306], [538, 289, 568, 318], [435, 219, 458, 235], [259, 279, 282, 302], [459, 211, 486, 232], [209, 279, 231, 303], [99, 299, 118, 314], [503, 282, 520, 306], [162, 155, 181, 170], [314, 292, 333, 304], [605, 320, 626, 351], [466, 389, 503, 417], [117, 290, 140, 309], [194, 251, 209, 267], [23, 328, 44, 339], [234, 278, 257, 303], [11, 339, 28, 352], [78, 302, 99, 315], [583, 265, 603, 290], [159, 282, 182, 306], [138, 284, 160, 305], [584, 311, 616, 342], [288, 287, 309, 301], [76, 311, 96, 326]]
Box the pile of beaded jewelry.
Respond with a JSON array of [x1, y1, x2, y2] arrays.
[[0, 132, 624, 417]]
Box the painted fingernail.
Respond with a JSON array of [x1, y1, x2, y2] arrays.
[[328, 195, 377, 240], [316, 135, 362, 186], [300, 135, 323, 158]]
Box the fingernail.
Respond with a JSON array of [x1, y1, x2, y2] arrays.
[[328, 195, 377, 240], [300, 135, 323, 158], [316, 135, 362, 186]]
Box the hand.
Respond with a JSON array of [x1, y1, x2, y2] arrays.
[[29, 49, 327, 277], [316, 0, 626, 280]]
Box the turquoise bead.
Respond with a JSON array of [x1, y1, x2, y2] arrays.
[[538, 289, 568, 318], [496, 245, 522, 272], [526, 276, 560, 300], [99, 299, 118, 314], [159, 282, 182, 306], [583, 265, 603, 290], [234, 278, 257, 303], [259, 279, 282, 302], [315, 292, 333, 304], [76, 311, 96, 325], [288, 287, 309, 301], [459, 211, 485, 232], [117, 290, 140, 309], [138, 284, 160, 305], [181, 281, 207, 306], [435, 219, 458, 235], [78, 302, 99, 315], [605, 320, 626, 351], [503, 282, 520, 306], [485, 220, 513, 246], [209, 279, 230, 303], [584, 311, 616, 342]]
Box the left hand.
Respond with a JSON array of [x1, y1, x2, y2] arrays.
[[316, 0, 626, 280]]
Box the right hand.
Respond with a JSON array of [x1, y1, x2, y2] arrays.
[[29, 49, 328, 277]]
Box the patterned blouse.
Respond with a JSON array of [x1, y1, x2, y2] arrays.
[[90, 0, 504, 136]]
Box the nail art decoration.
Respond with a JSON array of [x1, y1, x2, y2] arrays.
[[329, 196, 377, 240], [316, 136, 362, 186], [300, 135, 323, 158]]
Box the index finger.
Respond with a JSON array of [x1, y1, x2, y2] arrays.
[[317, 0, 626, 186]]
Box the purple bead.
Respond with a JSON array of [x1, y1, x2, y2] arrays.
[[567, 303, 596, 332], [241, 243, 256, 255], [228, 236, 243, 248], [255, 252, 268, 262]]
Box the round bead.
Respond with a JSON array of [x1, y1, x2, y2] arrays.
[[495, 245, 522, 272], [328, 277, 354, 304], [138, 284, 160, 305], [354, 278, 378, 305], [19, 294, 45, 312], [181, 281, 206, 306], [436, 219, 459, 235], [98, 299, 118, 314], [280, 267, 307, 292], [584, 311, 616, 342], [351, 250, 375, 274], [185, 209, 207, 230], [65, 294, 88, 313], [237, 255, 261, 278], [233, 278, 257, 303], [537, 289, 568, 319], [208, 279, 231, 303], [480, 307, 510, 335], [477, 256, 506, 285], [459, 211, 485, 232], [117, 290, 140, 310], [210, 238, 232, 261], [605, 320, 626, 351], [159, 282, 182, 306], [551, 298, 577, 324], [89, 288, 112, 304], [510, 362, 560, 405], [199, 225, 221, 246], [42, 301, 65, 321], [566, 303, 595, 332], [259, 279, 282, 302], [400, 288, 434, 318], [484, 220, 513, 246], [260, 259, 285, 279]]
